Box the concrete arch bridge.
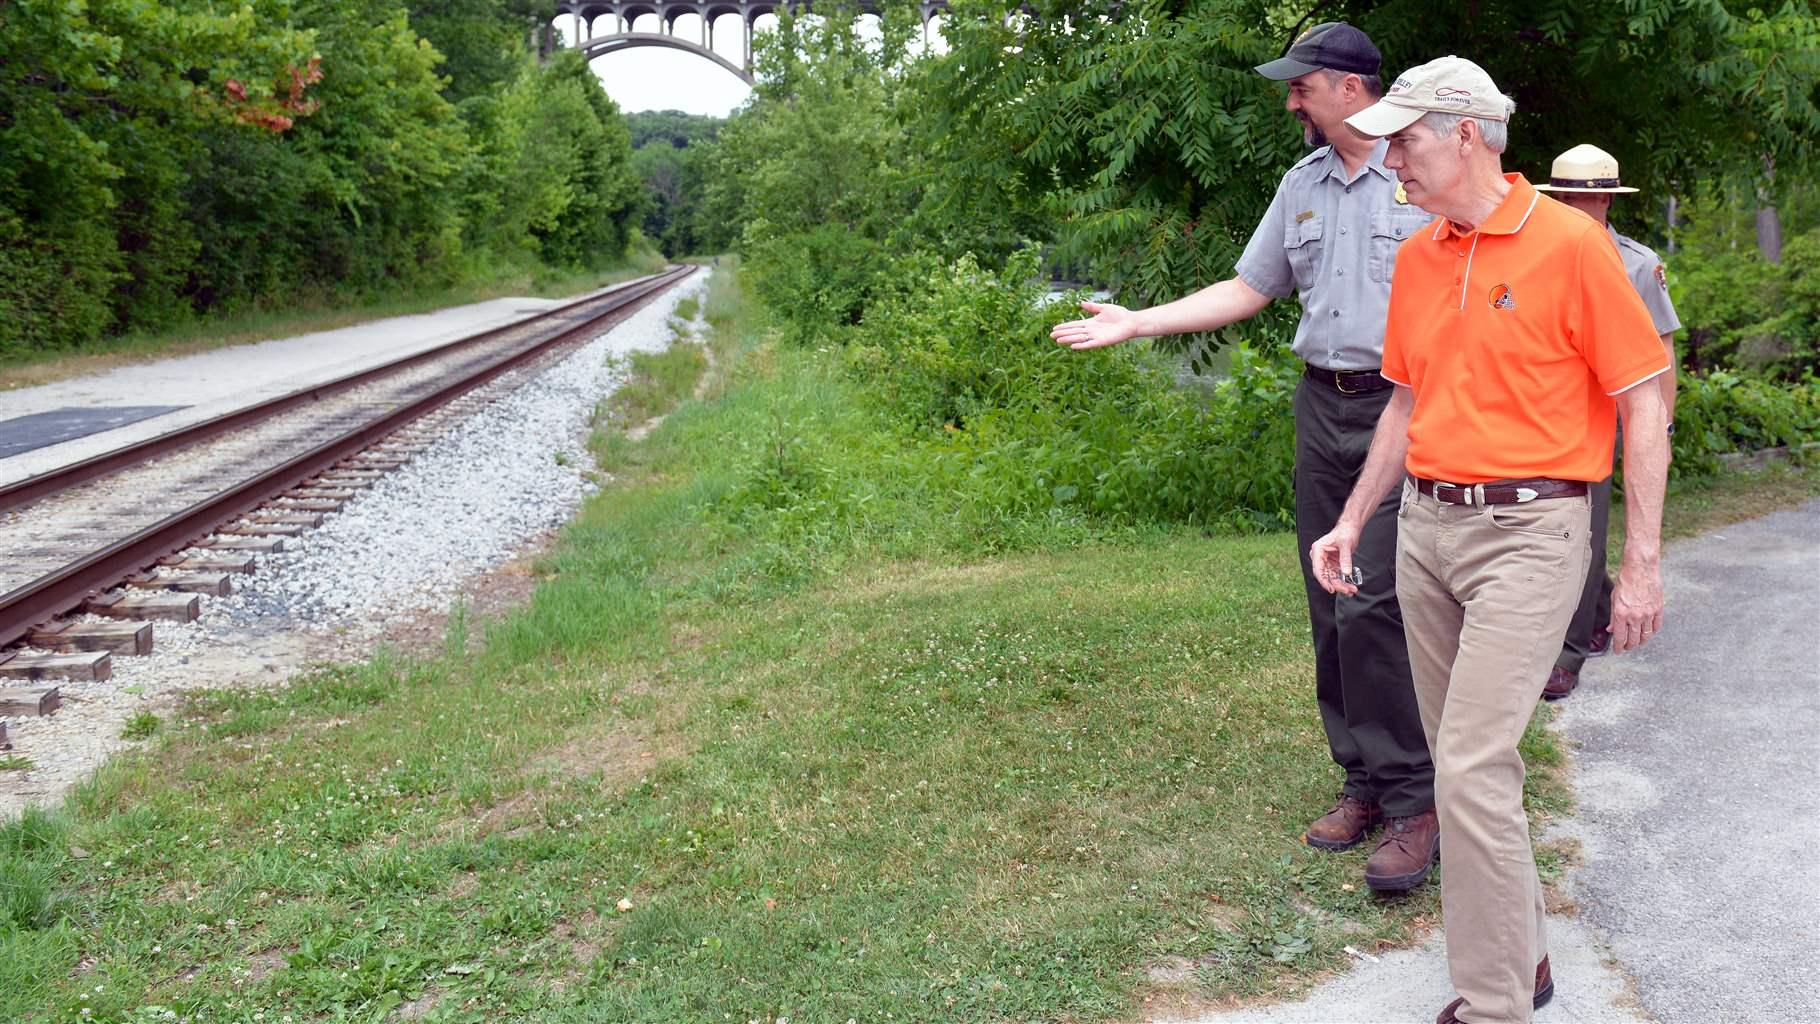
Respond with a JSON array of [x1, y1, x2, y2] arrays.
[[552, 1, 951, 85]]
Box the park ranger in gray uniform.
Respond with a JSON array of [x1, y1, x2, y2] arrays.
[[1051, 23, 1439, 891], [1534, 144, 1681, 700]]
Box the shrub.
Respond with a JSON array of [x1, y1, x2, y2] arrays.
[[850, 250, 1298, 529], [1674, 225, 1820, 379], [1669, 369, 1820, 478], [743, 221, 891, 346]]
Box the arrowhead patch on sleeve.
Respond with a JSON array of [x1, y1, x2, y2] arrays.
[[1655, 263, 1668, 289]]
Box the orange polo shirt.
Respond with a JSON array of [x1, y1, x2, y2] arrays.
[[1380, 174, 1670, 483]]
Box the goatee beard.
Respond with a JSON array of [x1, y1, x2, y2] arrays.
[[1306, 123, 1328, 149]]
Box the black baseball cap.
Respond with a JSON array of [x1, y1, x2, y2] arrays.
[[1254, 22, 1382, 80]]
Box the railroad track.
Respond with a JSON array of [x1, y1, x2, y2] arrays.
[[0, 265, 697, 719]]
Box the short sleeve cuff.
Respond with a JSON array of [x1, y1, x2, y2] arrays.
[[1234, 262, 1294, 301], [1605, 362, 1671, 397]]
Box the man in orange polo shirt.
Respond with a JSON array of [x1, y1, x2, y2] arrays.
[[1307, 56, 1672, 1024]]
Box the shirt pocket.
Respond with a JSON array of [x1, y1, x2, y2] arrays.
[[1368, 207, 1427, 283], [1283, 215, 1324, 285]]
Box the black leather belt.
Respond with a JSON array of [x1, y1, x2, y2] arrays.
[[1304, 364, 1394, 395], [1414, 476, 1589, 506]]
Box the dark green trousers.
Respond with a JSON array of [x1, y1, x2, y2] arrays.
[[1292, 378, 1434, 817], [1557, 475, 1614, 673]]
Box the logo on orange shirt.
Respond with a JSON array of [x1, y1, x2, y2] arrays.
[[1489, 283, 1517, 310]]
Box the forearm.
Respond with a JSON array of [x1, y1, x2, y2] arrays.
[[1132, 277, 1272, 338], [1337, 387, 1414, 531], [1617, 387, 1670, 566]]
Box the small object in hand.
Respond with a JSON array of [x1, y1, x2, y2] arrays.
[[1341, 566, 1364, 586]]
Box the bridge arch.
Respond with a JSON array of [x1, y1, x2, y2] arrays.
[[579, 31, 756, 86], [554, 1, 953, 83]]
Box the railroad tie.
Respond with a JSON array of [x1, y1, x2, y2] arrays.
[[249, 512, 324, 528], [85, 591, 199, 623], [271, 498, 341, 513], [200, 536, 285, 552], [217, 523, 307, 538], [128, 573, 233, 597], [26, 622, 153, 656], [0, 651, 100, 687], [162, 555, 257, 574]]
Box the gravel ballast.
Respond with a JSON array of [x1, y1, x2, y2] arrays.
[[0, 270, 710, 817]]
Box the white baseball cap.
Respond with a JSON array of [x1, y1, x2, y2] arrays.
[[1344, 55, 1513, 137]]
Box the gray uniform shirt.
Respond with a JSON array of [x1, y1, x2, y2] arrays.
[[1234, 138, 1434, 371], [1608, 226, 1681, 336]]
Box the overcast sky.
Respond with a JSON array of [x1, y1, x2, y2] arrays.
[[551, 15, 943, 119]]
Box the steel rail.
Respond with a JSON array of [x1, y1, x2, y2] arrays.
[[0, 268, 680, 514], [0, 265, 695, 650]]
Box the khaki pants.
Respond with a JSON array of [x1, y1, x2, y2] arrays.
[[1394, 480, 1591, 1024]]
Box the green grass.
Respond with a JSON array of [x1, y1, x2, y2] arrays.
[[1, 262, 1792, 1022], [591, 334, 709, 435], [0, 248, 670, 392], [120, 712, 161, 741]]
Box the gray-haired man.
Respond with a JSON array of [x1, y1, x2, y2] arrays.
[[1312, 56, 1672, 1023]]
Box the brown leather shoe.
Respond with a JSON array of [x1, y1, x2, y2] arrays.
[[1364, 808, 1440, 891], [1588, 627, 1611, 657], [1303, 794, 1381, 851], [1435, 956, 1555, 1022], [1542, 664, 1579, 701]]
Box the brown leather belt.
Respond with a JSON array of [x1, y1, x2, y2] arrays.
[[1304, 364, 1394, 395], [1414, 476, 1588, 506]]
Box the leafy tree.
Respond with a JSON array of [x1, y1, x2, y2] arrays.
[[708, 3, 924, 338], [628, 110, 725, 256], [517, 51, 643, 267], [1, 0, 646, 357], [626, 109, 725, 149], [407, 0, 547, 102], [0, 0, 316, 353]]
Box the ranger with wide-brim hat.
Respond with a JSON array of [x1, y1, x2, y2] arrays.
[[1533, 143, 1640, 194], [1531, 143, 1681, 702]]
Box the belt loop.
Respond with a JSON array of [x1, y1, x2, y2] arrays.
[[1471, 482, 1486, 508]]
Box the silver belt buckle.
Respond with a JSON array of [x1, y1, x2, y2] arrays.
[[1513, 486, 1539, 503]]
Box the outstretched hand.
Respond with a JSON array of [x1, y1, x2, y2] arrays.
[[1051, 300, 1140, 350]]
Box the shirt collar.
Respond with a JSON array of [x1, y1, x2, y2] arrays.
[[1320, 137, 1395, 184], [1432, 173, 1541, 240]]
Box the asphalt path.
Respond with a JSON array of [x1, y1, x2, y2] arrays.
[[1173, 498, 1820, 1023]]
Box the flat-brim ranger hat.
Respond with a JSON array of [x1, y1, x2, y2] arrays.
[[1255, 22, 1381, 80], [1343, 55, 1512, 137], [1532, 143, 1638, 193]]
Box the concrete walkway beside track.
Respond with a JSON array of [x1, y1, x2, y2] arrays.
[[1173, 499, 1820, 1024], [0, 291, 613, 486]]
